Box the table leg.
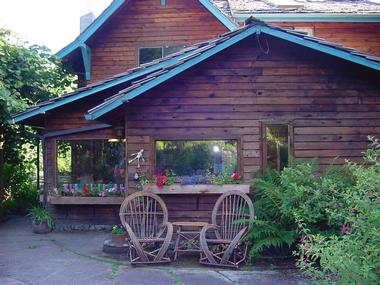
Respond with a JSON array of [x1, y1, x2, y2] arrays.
[[173, 226, 182, 261]]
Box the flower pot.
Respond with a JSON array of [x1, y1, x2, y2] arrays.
[[32, 221, 52, 234], [111, 233, 127, 247]]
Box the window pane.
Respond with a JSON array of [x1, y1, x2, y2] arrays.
[[139, 47, 163, 65], [56, 140, 125, 196], [155, 140, 237, 176], [266, 125, 289, 171]]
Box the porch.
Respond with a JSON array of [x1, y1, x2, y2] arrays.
[[0, 216, 309, 285]]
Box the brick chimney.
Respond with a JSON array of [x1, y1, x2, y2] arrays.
[[80, 0, 95, 33]]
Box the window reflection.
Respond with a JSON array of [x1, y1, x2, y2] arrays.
[[265, 125, 289, 171], [155, 140, 237, 177]]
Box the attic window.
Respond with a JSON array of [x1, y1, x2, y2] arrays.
[[138, 45, 186, 65]]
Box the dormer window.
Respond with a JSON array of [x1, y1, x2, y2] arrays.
[[138, 44, 186, 65]]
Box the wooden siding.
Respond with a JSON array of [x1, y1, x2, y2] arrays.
[[43, 34, 380, 225], [125, 35, 380, 196], [88, 0, 228, 83], [272, 22, 380, 57]]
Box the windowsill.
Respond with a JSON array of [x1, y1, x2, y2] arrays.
[[143, 184, 250, 194], [42, 196, 126, 205]]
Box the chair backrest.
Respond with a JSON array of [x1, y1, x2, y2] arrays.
[[119, 191, 168, 240], [212, 191, 255, 241]]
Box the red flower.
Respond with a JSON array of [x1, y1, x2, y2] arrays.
[[154, 175, 168, 188], [83, 184, 90, 196], [231, 172, 240, 180]]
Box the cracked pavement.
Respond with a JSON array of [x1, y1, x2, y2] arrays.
[[0, 217, 309, 285]]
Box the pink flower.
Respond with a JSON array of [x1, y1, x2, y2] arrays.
[[340, 224, 352, 235]]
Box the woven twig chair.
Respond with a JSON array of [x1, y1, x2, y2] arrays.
[[119, 191, 173, 264], [199, 190, 255, 268]]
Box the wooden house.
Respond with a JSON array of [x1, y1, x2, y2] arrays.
[[12, 0, 380, 227]]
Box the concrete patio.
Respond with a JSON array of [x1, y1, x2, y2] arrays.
[[0, 217, 309, 285]]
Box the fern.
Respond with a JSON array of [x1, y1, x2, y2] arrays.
[[247, 168, 298, 259]]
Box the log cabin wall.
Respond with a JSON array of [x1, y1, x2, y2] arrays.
[[124, 35, 380, 222], [271, 22, 380, 57], [88, 0, 228, 83]]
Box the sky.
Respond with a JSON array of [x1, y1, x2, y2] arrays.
[[0, 0, 112, 53], [1, 0, 380, 53]]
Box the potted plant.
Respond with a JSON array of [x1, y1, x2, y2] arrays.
[[111, 225, 127, 247], [28, 205, 54, 234]]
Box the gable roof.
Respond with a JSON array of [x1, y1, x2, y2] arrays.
[[85, 18, 380, 121], [56, 0, 238, 60]]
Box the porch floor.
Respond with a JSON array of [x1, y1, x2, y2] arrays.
[[0, 217, 309, 285]]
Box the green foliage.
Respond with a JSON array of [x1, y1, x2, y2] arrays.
[[27, 204, 54, 229], [297, 136, 380, 284], [247, 168, 298, 258], [2, 163, 38, 213], [112, 225, 126, 235], [0, 27, 75, 214], [248, 156, 353, 259]]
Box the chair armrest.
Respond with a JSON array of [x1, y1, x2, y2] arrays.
[[199, 224, 220, 265], [154, 221, 173, 262], [221, 226, 248, 264]]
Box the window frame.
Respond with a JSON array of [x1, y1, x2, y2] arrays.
[[261, 122, 294, 172], [152, 138, 242, 178], [138, 44, 187, 66], [53, 136, 127, 191]]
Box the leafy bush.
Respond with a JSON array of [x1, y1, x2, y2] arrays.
[[2, 162, 38, 214], [297, 137, 380, 284], [247, 136, 380, 283], [248, 158, 352, 259], [246, 169, 297, 258]]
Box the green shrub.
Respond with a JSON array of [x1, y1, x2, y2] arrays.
[[297, 137, 380, 284], [248, 158, 352, 259], [2, 162, 38, 213], [246, 169, 297, 258]]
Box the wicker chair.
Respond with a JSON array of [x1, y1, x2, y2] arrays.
[[119, 191, 173, 264], [199, 190, 255, 268]]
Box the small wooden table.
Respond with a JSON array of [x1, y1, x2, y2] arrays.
[[173, 221, 209, 260]]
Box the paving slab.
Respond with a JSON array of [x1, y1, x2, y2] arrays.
[[0, 217, 310, 285]]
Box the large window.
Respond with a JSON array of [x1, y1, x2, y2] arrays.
[[56, 140, 125, 196], [263, 125, 289, 171], [155, 140, 237, 177], [139, 44, 186, 65]]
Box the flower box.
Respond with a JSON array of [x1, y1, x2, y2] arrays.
[[41, 195, 126, 205], [142, 184, 250, 194]]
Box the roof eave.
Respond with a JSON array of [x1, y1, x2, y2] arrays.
[[233, 13, 380, 23], [56, 0, 126, 59]]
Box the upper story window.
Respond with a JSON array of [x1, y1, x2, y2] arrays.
[[138, 44, 186, 65]]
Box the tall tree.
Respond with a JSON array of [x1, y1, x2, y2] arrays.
[[0, 28, 76, 202]]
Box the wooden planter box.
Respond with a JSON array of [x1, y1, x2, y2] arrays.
[[42, 196, 126, 205], [142, 184, 250, 194]]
